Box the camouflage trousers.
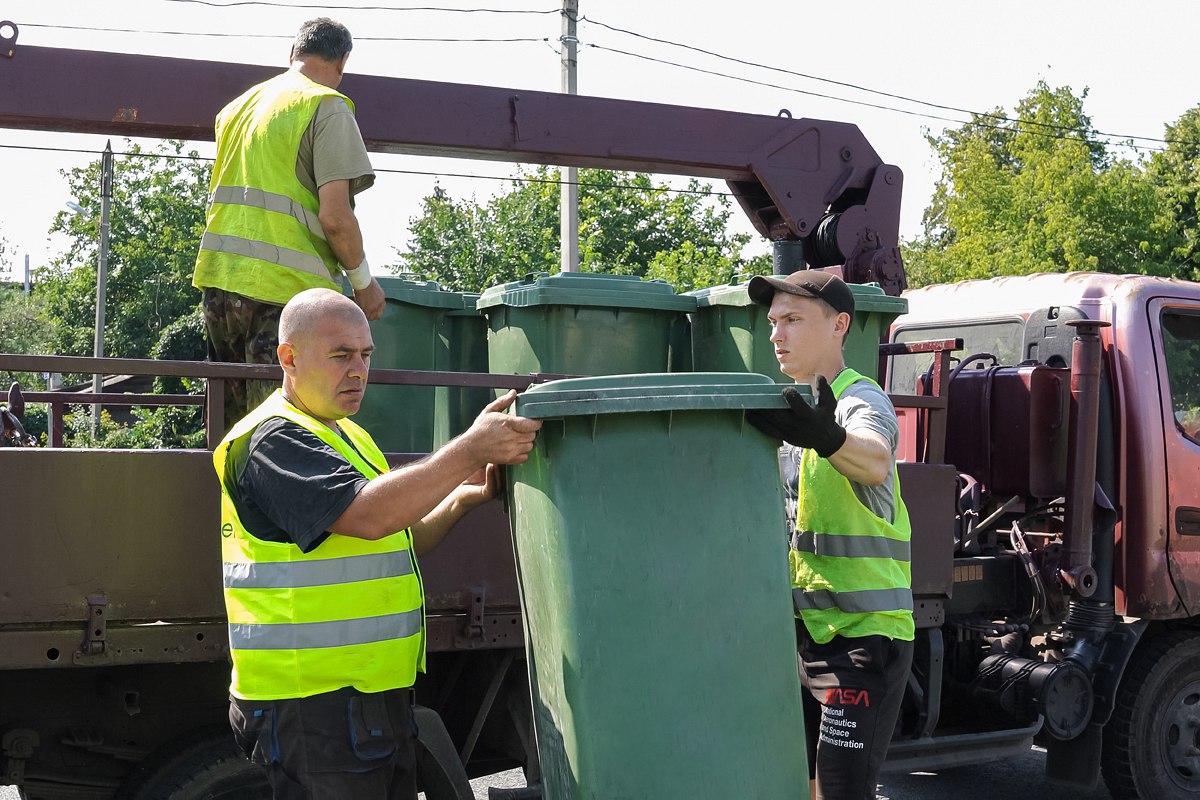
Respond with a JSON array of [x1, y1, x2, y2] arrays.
[[202, 287, 284, 431]]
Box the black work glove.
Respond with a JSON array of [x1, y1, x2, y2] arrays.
[[746, 377, 847, 458]]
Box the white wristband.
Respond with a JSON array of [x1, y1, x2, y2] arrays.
[[344, 257, 372, 291]]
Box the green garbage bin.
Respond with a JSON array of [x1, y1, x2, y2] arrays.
[[354, 276, 465, 453], [432, 294, 491, 448], [511, 373, 809, 800], [477, 272, 698, 378], [688, 278, 908, 383], [844, 284, 909, 384]]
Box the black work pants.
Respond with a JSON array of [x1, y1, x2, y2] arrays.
[[230, 685, 419, 800], [797, 627, 913, 800]]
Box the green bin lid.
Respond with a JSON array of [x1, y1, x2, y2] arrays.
[[477, 272, 698, 312], [445, 293, 482, 317], [516, 372, 807, 418], [688, 277, 908, 313], [376, 276, 473, 310], [848, 283, 909, 314], [685, 278, 755, 308]]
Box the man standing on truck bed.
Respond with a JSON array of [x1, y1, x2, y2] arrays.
[[213, 288, 540, 798], [193, 17, 386, 429], [745, 271, 913, 800]]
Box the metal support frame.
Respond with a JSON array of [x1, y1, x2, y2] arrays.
[[881, 337, 962, 463], [1, 39, 906, 291]]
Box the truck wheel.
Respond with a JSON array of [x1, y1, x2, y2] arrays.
[[117, 728, 271, 800], [1102, 631, 1200, 799]]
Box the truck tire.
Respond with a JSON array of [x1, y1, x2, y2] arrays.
[[116, 727, 270, 800], [1102, 631, 1200, 799]]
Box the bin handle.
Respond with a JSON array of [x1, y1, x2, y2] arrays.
[[522, 271, 550, 284]]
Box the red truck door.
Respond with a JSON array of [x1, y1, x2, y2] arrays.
[[1150, 298, 1200, 614]]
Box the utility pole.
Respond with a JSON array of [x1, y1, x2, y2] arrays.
[[93, 140, 113, 436], [23, 254, 30, 296], [559, 0, 579, 272]]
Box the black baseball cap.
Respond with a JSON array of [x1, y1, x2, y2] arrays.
[[747, 270, 855, 320]]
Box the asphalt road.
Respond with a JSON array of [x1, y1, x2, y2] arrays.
[[1, 748, 1117, 799], [454, 745, 1116, 799]]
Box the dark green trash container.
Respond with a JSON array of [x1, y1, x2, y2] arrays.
[[477, 272, 698, 378], [687, 278, 908, 383], [511, 373, 809, 799], [432, 294, 491, 448], [844, 284, 909, 384], [355, 276, 465, 453]]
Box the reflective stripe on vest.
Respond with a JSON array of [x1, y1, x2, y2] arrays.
[[229, 608, 424, 650], [790, 529, 911, 562], [215, 390, 425, 701], [209, 185, 327, 242], [193, 70, 353, 306], [199, 232, 331, 281], [793, 587, 914, 615], [222, 550, 415, 589], [790, 368, 915, 644]]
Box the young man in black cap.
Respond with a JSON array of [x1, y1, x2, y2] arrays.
[[745, 270, 913, 800]]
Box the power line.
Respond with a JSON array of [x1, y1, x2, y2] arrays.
[[584, 43, 1175, 155], [20, 21, 550, 43], [581, 13, 1195, 150], [160, 0, 557, 12], [0, 142, 736, 197], [375, 165, 737, 196]]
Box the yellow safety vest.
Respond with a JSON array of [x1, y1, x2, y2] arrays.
[[790, 368, 915, 644], [193, 70, 351, 306], [214, 390, 426, 700]]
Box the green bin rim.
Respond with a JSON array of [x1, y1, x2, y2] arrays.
[[444, 293, 482, 317], [376, 276, 473, 309], [687, 279, 908, 312], [516, 372, 807, 418], [477, 271, 697, 312]]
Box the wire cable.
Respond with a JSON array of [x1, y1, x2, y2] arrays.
[[377, 166, 736, 196], [581, 13, 1195, 149], [160, 0, 557, 13], [0, 142, 737, 197], [19, 21, 550, 43], [585, 43, 1175, 155]]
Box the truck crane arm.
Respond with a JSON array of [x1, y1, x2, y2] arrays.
[[0, 25, 905, 293]]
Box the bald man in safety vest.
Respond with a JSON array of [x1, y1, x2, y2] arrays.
[[215, 288, 540, 799], [194, 18, 385, 429], [746, 271, 913, 800]]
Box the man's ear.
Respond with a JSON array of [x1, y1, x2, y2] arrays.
[[834, 311, 852, 337], [338, 52, 349, 76], [278, 342, 296, 371]]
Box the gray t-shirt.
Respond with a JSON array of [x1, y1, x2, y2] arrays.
[[781, 374, 900, 527], [296, 96, 375, 202]]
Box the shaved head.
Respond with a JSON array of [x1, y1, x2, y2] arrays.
[[277, 289, 375, 425], [280, 288, 367, 346]]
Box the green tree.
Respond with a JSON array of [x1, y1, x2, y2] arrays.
[[37, 140, 211, 359], [0, 286, 58, 388], [0, 230, 9, 279], [0, 286, 58, 443], [904, 82, 1173, 287], [1145, 105, 1200, 281], [397, 166, 767, 292]]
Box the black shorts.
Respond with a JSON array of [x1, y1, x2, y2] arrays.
[[797, 626, 913, 800], [230, 685, 419, 800]]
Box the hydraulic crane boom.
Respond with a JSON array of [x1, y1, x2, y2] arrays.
[[0, 22, 905, 292]]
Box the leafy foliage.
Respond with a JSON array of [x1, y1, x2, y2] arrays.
[[903, 82, 1186, 287], [0, 286, 59, 389], [1145, 106, 1200, 281], [396, 167, 768, 292], [38, 140, 211, 359]]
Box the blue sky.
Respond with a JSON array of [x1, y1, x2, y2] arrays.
[[1, 0, 1197, 282]]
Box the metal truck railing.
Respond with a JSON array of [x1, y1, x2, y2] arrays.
[[0, 353, 557, 448]]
